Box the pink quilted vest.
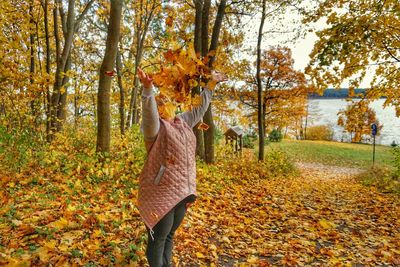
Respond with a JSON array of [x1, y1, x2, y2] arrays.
[[138, 117, 197, 230]]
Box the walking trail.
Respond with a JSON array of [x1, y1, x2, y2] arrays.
[[175, 161, 400, 266]]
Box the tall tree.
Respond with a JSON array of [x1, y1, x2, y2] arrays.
[[126, 0, 160, 128], [338, 101, 382, 143], [29, 0, 38, 123], [49, 0, 95, 139], [193, 0, 205, 159], [203, 0, 227, 163], [96, 0, 123, 153], [41, 0, 52, 139], [192, 0, 227, 163], [256, 0, 267, 161]]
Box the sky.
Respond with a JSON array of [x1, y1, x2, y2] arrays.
[[241, 7, 374, 88]]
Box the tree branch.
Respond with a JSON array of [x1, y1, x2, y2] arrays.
[[74, 0, 95, 32]]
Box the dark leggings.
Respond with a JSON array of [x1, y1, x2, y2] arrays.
[[146, 201, 187, 267]]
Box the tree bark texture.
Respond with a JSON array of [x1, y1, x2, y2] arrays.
[[96, 0, 123, 153]]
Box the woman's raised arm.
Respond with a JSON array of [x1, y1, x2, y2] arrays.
[[138, 68, 160, 143]]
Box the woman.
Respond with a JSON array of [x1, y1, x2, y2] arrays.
[[137, 68, 226, 267]]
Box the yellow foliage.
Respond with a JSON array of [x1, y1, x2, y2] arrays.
[[152, 44, 219, 116]]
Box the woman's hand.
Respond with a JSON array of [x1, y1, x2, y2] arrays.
[[138, 68, 153, 89]]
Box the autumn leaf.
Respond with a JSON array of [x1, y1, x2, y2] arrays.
[[165, 16, 173, 27], [195, 252, 205, 259], [197, 122, 209, 131], [318, 219, 337, 229]]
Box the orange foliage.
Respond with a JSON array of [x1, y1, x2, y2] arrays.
[[151, 44, 217, 119]]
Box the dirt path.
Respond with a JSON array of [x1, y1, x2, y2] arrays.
[[295, 161, 364, 179], [176, 161, 400, 266]]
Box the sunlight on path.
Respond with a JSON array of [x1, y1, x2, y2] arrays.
[[295, 162, 364, 179]]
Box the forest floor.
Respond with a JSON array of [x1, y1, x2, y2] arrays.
[[1, 150, 399, 266]]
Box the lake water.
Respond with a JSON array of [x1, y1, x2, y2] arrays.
[[308, 99, 400, 146]]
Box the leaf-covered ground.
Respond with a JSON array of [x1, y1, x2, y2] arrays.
[[1, 150, 399, 266]]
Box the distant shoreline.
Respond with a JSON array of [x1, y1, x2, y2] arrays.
[[308, 88, 387, 99]]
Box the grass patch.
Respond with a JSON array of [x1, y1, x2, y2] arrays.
[[357, 166, 400, 194], [265, 139, 395, 169]]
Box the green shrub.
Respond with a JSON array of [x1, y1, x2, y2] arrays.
[[269, 129, 283, 142], [0, 126, 46, 172], [305, 125, 334, 141], [214, 127, 224, 144], [393, 147, 400, 179], [264, 148, 296, 177], [242, 134, 255, 149]]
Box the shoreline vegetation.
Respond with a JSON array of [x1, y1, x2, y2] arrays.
[[308, 88, 376, 99]]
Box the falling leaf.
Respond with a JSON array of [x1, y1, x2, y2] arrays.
[[165, 16, 173, 27], [197, 122, 209, 131]]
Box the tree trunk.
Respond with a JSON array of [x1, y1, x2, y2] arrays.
[[96, 0, 123, 153], [42, 0, 52, 141], [57, 54, 71, 131], [126, 1, 156, 128], [131, 52, 142, 125], [193, 0, 205, 159], [203, 0, 227, 164], [116, 49, 125, 135], [48, 0, 94, 140], [262, 101, 266, 138], [29, 0, 38, 124], [256, 0, 267, 161], [126, 40, 141, 128], [304, 102, 309, 140], [50, 0, 75, 138], [74, 84, 79, 127], [197, 0, 211, 162]]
